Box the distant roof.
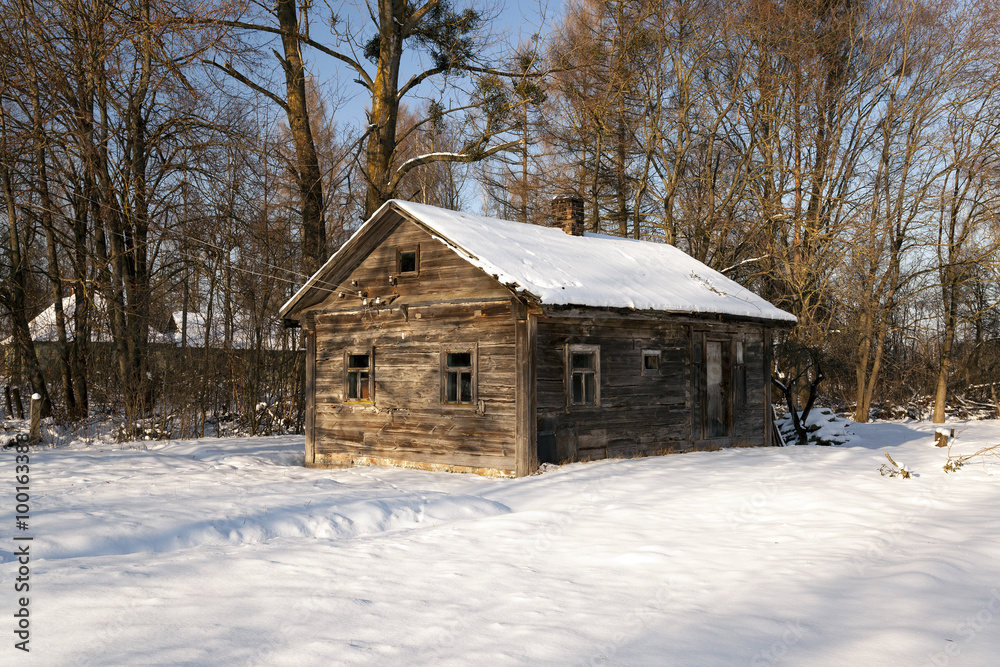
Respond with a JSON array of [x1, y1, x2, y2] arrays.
[[1, 296, 285, 349], [0, 294, 114, 346], [166, 311, 284, 350], [0, 294, 177, 347], [281, 200, 796, 324]]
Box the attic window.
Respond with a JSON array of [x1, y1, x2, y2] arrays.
[[642, 349, 661, 376], [397, 247, 419, 274], [345, 351, 372, 402], [442, 348, 476, 405]]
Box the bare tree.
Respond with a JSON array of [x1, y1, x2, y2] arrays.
[[931, 102, 1000, 422], [0, 84, 52, 416]]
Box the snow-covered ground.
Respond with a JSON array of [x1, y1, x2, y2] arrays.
[[2, 419, 999, 665]]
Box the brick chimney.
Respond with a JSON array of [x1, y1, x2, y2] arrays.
[[552, 196, 585, 236]]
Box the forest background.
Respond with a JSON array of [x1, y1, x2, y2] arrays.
[[3, 0, 1000, 438]]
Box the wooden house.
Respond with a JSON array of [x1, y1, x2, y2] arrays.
[[279, 199, 796, 477]]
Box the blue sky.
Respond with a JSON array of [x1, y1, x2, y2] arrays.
[[303, 0, 561, 133]]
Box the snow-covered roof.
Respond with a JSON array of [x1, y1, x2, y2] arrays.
[[0, 294, 180, 347], [1, 297, 285, 349], [166, 311, 284, 350], [0, 294, 116, 346], [281, 200, 796, 324]]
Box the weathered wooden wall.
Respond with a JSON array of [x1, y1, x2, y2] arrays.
[[293, 210, 777, 476], [688, 324, 767, 445], [536, 313, 769, 464], [301, 218, 520, 474], [535, 315, 692, 462], [731, 327, 766, 443]]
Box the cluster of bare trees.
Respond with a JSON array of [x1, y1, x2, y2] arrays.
[[0, 0, 317, 432], [0, 0, 541, 433], [481, 0, 1000, 423], [3, 0, 1000, 430]]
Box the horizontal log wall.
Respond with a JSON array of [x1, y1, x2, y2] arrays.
[[536, 316, 693, 462], [537, 314, 770, 463], [306, 215, 513, 313], [305, 220, 518, 474]]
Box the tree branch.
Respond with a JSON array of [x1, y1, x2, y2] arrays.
[[397, 65, 450, 101], [182, 17, 373, 90], [403, 0, 441, 36], [203, 60, 288, 111], [389, 139, 522, 192], [399, 62, 554, 103], [394, 102, 479, 147], [300, 36, 372, 90]]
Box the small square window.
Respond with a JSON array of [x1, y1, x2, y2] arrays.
[[397, 247, 419, 274], [642, 349, 661, 376]]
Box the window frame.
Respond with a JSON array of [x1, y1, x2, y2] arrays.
[[566, 343, 601, 408], [641, 348, 662, 376], [440, 345, 477, 407], [396, 245, 420, 276], [344, 348, 374, 403]]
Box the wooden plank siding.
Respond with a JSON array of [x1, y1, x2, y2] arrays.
[[535, 315, 693, 463], [298, 215, 513, 317], [536, 313, 770, 463], [301, 220, 519, 475], [733, 328, 767, 444], [304, 319, 316, 466], [514, 309, 538, 476], [292, 212, 779, 476], [689, 325, 766, 447]]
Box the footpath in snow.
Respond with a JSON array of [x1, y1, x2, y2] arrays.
[[1, 418, 999, 665]]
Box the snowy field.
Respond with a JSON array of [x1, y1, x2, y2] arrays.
[[2, 419, 1000, 666]]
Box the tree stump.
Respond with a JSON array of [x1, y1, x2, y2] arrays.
[[934, 428, 954, 448]]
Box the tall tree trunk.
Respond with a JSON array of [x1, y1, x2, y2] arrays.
[[853, 311, 873, 421], [614, 120, 628, 237], [118, 1, 155, 417], [94, 0, 156, 419], [70, 189, 90, 417], [20, 31, 78, 416], [854, 312, 890, 423], [275, 0, 326, 276], [91, 50, 133, 418], [933, 279, 957, 424], [0, 154, 52, 417], [365, 0, 405, 217]]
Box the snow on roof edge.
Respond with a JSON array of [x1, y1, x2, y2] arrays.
[[278, 200, 396, 318], [392, 200, 797, 324], [281, 200, 797, 325]]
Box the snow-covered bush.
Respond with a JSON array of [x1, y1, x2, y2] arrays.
[[775, 408, 857, 446]]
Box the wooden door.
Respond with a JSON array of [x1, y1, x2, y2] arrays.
[[704, 339, 731, 438]]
